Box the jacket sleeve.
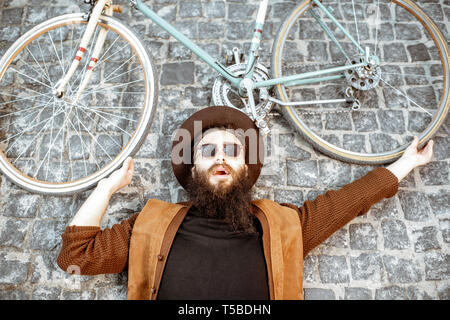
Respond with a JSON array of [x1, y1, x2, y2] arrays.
[[282, 167, 398, 257], [57, 213, 139, 275]]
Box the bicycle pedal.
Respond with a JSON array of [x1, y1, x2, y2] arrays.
[[224, 50, 234, 65], [232, 47, 244, 64]]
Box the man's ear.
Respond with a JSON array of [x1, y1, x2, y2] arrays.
[[244, 164, 249, 178]]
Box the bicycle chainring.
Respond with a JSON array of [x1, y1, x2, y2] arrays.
[[212, 63, 273, 121]]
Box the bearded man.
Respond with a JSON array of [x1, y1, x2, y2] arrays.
[[57, 106, 434, 300]]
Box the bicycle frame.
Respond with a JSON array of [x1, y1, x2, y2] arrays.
[[60, 0, 371, 100], [133, 0, 369, 89]]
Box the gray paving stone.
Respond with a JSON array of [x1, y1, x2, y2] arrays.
[[344, 287, 372, 300], [61, 290, 95, 300], [322, 228, 348, 249], [369, 197, 399, 220], [287, 160, 318, 187], [381, 219, 410, 250], [274, 189, 303, 208], [204, 2, 225, 18], [303, 288, 335, 300], [302, 255, 316, 283], [29, 220, 66, 250], [350, 253, 383, 282], [383, 255, 422, 283], [375, 286, 406, 300], [427, 189, 450, 217], [318, 159, 352, 188], [439, 219, 450, 243], [179, 2, 202, 18], [424, 252, 450, 281], [160, 62, 195, 85], [412, 226, 441, 252], [318, 255, 349, 283], [0, 219, 30, 247], [419, 161, 449, 186], [349, 223, 377, 250], [3, 194, 40, 218], [398, 190, 432, 222], [0, 253, 29, 285], [31, 286, 61, 300], [437, 282, 450, 300], [406, 286, 433, 300], [37, 196, 73, 220], [0, 290, 29, 300]]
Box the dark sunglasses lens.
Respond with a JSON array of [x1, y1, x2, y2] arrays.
[[201, 144, 216, 158], [224, 143, 240, 157]]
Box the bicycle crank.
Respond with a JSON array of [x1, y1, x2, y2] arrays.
[[212, 62, 273, 135]]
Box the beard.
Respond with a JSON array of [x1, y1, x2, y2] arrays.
[[186, 163, 257, 234]]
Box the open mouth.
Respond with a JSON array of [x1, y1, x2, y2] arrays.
[[212, 166, 231, 176]]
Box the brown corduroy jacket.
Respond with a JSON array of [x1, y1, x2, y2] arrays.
[[57, 167, 399, 300]]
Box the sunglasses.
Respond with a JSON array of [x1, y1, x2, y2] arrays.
[[197, 143, 243, 158]]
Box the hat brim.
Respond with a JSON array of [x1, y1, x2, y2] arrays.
[[171, 106, 264, 190]]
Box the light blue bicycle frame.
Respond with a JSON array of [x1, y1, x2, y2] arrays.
[[132, 0, 367, 92]]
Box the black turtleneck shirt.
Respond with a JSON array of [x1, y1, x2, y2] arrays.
[[157, 207, 269, 300]]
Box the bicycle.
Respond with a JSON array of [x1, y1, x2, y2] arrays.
[[0, 0, 448, 195]]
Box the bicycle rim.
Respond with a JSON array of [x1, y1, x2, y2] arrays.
[[271, 0, 449, 164], [0, 13, 158, 194]]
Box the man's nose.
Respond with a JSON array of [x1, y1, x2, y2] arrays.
[[214, 147, 225, 163]]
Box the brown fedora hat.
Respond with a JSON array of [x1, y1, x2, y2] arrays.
[[171, 106, 264, 190]]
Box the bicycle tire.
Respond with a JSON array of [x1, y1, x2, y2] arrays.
[[271, 0, 449, 164], [0, 13, 158, 195]]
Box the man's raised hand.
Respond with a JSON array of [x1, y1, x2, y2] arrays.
[[386, 136, 434, 182], [98, 157, 135, 195]]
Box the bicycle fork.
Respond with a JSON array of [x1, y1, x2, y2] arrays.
[[54, 0, 122, 103]]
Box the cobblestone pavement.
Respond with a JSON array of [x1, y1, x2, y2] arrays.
[[0, 0, 448, 300]]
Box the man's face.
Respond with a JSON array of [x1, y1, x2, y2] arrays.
[[192, 129, 247, 190]]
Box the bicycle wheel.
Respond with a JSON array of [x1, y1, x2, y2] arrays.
[[272, 0, 449, 164], [0, 13, 158, 195]]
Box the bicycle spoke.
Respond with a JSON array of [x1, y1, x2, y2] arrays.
[[102, 57, 138, 83], [81, 79, 143, 97], [9, 67, 54, 90], [88, 105, 142, 109], [59, 27, 66, 75], [0, 90, 52, 100], [48, 29, 65, 76], [79, 104, 137, 125], [351, 0, 361, 47], [10, 103, 63, 164], [71, 107, 101, 172], [83, 41, 135, 87], [374, 0, 380, 57], [379, 77, 432, 116], [96, 33, 122, 65], [75, 108, 114, 162], [34, 104, 73, 175], [70, 101, 133, 137], [0, 94, 49, 108], [77, 107, 124, 151], [2, 98, 56, 144], [0, 100, 51, 118], [25, 47, 52, 84], [45, 99, 57, 180], [36, 37, 52, 85]]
